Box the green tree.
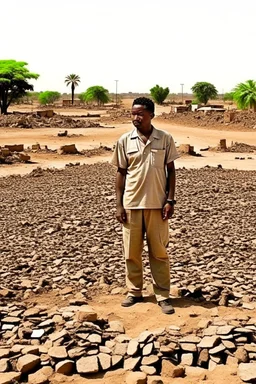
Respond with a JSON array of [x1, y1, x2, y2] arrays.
[[38, 91, 61, 105], [150, 84, 169, 105], [64, 74, 80, 105], [0, 60, 39, 114], [233, 80, 256, 111], [191, 82, 218, 105], [80, 86, 110, 105], [223, 92, 234, 102]]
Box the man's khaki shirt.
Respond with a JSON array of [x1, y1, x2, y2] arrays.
[[111, 126, 179, 209]]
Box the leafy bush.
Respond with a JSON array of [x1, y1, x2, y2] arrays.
[[191, 82, 218, 105], [38, 91, 61, 105], [80, 86, 110, 105], [150, 85, 169, 105]]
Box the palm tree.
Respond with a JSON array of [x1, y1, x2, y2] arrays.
[[233, 80, 256, 111], [64, 74, 80, 105]]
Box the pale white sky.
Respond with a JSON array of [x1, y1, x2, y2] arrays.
[[2, 0, 256, 95]]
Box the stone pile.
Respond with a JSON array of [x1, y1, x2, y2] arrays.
[[0, 165, 255, 308], [209, 141, 256, 154], [0, 302, 256, 382], [101, 109, 131, 123], [0, 146, 30, 164], [159, 110, 256, 130], [0, 113, 100, 129], [227, 142, 256, 153]]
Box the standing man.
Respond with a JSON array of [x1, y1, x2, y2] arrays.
[[111, 97, 179, 314]]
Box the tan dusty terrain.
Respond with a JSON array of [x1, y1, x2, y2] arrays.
[[1, 101, 256, 176], [0, 103, 256, 384]]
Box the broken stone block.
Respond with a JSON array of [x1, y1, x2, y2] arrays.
[[17, 354, 40, 373], [234, 347, 249, 363], [28, 371, 48, 384], [108, 320, 125, 333], [181, 353, 193, 366], [140, 365, 156, 375], [185, 366, 207, 380], [197, 336, 220, 348], [0, 372, 21, 384], [58, 144, 78, 155], [48, 346, 67, 359], [55, 360, 74, 374], [161, 360, 184, 378], [0, 359, 8, 373], [238, 362, 256, 382], [98, 352, 111, 371], [76, 356, 99, 374], [124, 356, 141, 371], [127, 340, 139, 356], [75, 306, 97, 322]]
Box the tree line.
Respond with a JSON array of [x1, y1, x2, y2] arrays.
[[1, 60, 256, 114]]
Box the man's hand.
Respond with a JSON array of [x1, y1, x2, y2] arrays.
[[162, 203, 174, 220], [116, 205, 127, 224]]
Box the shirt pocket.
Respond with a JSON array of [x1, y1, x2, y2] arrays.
[[150, 149, 165, 168]]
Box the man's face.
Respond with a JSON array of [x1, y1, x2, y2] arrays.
[[132, 104, 154, 130]]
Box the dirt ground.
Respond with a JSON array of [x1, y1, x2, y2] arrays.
[[1, 101, 256, 177], [1, 102, 256, 383]]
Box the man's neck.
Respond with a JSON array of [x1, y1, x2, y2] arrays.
[[137, 125, 153, 138]]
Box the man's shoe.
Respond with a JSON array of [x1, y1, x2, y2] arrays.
[[121, 296, 143, 307], [158, 298, 175, 314]]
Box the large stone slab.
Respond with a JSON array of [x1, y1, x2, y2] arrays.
[[238, 363, 256, 382], [0, 372, 21, 384], [98, 353, 111, 371], [76, 356, 99, 373], [48, 346, 67, 359], [197, 336, 220, 348]]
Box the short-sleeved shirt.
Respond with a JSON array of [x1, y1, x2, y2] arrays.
[[111, 126, 179, 209]]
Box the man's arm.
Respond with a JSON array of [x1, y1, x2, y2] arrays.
[[163, 161, 176, 220], [116, 167, 127, 223]]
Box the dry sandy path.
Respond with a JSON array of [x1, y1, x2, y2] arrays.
[[0, 120, 255, 177]]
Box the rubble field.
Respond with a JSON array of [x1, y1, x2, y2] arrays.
[[0, 163, 255, 305], [158, 110, 256, 131], [0, 164, 256, 383], [0, 113, 101, 129]]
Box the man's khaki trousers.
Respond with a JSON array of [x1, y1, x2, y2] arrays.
[[123, 209, 170, 302]]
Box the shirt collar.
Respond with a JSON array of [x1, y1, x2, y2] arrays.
[[131, 126, 160, 140]]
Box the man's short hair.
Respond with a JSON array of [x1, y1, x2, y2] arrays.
[[132, 97, 155, 114]]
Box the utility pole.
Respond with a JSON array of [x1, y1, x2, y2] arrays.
[[114, 80, 118, 106], [180, 83, 184, 104]]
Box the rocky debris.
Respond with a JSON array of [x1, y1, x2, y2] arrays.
[[0, 146, 30, 164], [158, 110, 256, 130], [57, 144, 78, 155], [80, 145, 113, 157], [23, 144, 113, 157], [57, 130, 68, 137], [177, 144, 201, 157], [0, 304, 255, 382], [101, 109, 131, 124], [0, 113, 101, 129], [0, 164, 255, 307], [224, 142, 255, 153], [208, 141, 256, 153]]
